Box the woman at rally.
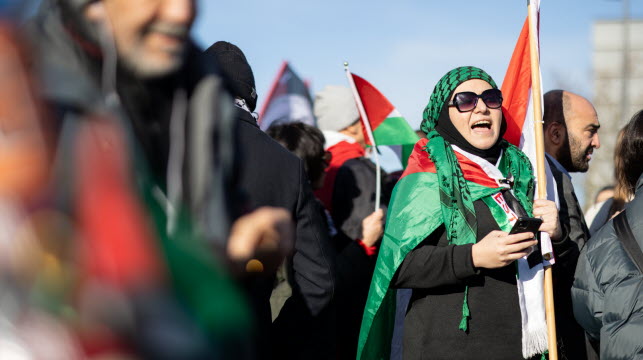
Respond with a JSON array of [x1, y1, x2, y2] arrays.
[[356, 67, 561, 360]]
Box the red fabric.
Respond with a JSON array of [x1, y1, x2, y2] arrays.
[[76, 118, 163, 290], [401, 138, 435, 177], [357, 239, 377, 257], [501, 17, 531, 147], [314, 140, 365, 212], [400, 138, 499, 189], [351, 73, 395, 146]]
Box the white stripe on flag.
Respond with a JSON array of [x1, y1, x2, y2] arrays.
[[520, 88, 556, 266]]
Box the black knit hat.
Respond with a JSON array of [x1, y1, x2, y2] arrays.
[[204, 41, 257, 111]]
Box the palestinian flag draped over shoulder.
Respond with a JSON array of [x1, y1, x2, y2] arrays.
[[501, 0, 556, 264], [351, 73, 419, 166], [258, 61, 315, 131], [357, 139, 525, 359]]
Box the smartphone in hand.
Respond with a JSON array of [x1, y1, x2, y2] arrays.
[[510, 217, 544, 268], [509, 217, 543, 236]]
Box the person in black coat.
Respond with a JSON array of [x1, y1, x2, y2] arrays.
[[203, 41, 337, 359]]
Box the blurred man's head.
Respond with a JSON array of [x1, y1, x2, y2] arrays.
[[543, 90, 601, 173], [314, 85, 365, 147], [83, 0, 196, 78]]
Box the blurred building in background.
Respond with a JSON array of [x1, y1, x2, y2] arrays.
[[585, 18, 643, 207]]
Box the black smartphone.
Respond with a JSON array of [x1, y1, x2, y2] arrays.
[[509, 217, 543, 235]]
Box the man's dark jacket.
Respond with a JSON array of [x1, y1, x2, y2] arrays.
[[546, 155, 590, 359], [235, 109, 336, 359]]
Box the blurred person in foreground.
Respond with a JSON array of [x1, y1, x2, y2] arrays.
[[572, 109, 643, 359], [358, 67, 561, 360], [542, 89, 601, 359], [0, 23, 82, 359], [203, 42, 336, 359], [25, 0, 293, 358], [268, 122, 384, 359]]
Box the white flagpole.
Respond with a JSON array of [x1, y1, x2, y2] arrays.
[[527, 1, 558, 359], [344, 62, 381, 212]]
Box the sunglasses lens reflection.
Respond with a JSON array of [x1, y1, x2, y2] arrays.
[[454, 92, 478, 112], [481, 89, 502, 109], [453, 89, 503, 112]]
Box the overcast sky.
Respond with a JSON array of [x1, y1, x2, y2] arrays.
[[194, 0, 642, 130]]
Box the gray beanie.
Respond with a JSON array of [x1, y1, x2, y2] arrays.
[[313, 85, 360, 132]]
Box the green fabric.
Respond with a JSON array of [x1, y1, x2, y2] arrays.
[[370, 115, 420, 168], [356, 66, 535, 360], [481, 196, 514, 232], [372, 116, 420, 146], [401, 144, 414, 169]]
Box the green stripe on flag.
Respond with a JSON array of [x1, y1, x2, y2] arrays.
[[372, 116, 419, 146]]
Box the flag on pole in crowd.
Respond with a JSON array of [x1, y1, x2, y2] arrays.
[[500, 0, 556, 266], [258, 61, 315, 131], [344, 64, 383, 211], [349, 72, 420, 167], [501, 1, 560, 357]]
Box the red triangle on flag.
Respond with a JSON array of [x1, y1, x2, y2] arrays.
[[351, 74, 395, 145]]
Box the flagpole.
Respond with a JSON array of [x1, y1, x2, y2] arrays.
[[344, 62, 382, 212], [527, 1, 558, 359]]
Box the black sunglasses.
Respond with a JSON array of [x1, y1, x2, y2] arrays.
[[448, 88, 503, 112]]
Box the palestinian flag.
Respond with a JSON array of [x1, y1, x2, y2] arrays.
[[258, 61, 315, 131], [350, 73, 420, 166], [357, 138, 527, 359], [501, 0, 555, 264]]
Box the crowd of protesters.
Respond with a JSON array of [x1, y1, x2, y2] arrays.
[[0, 0, 642, 359]]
